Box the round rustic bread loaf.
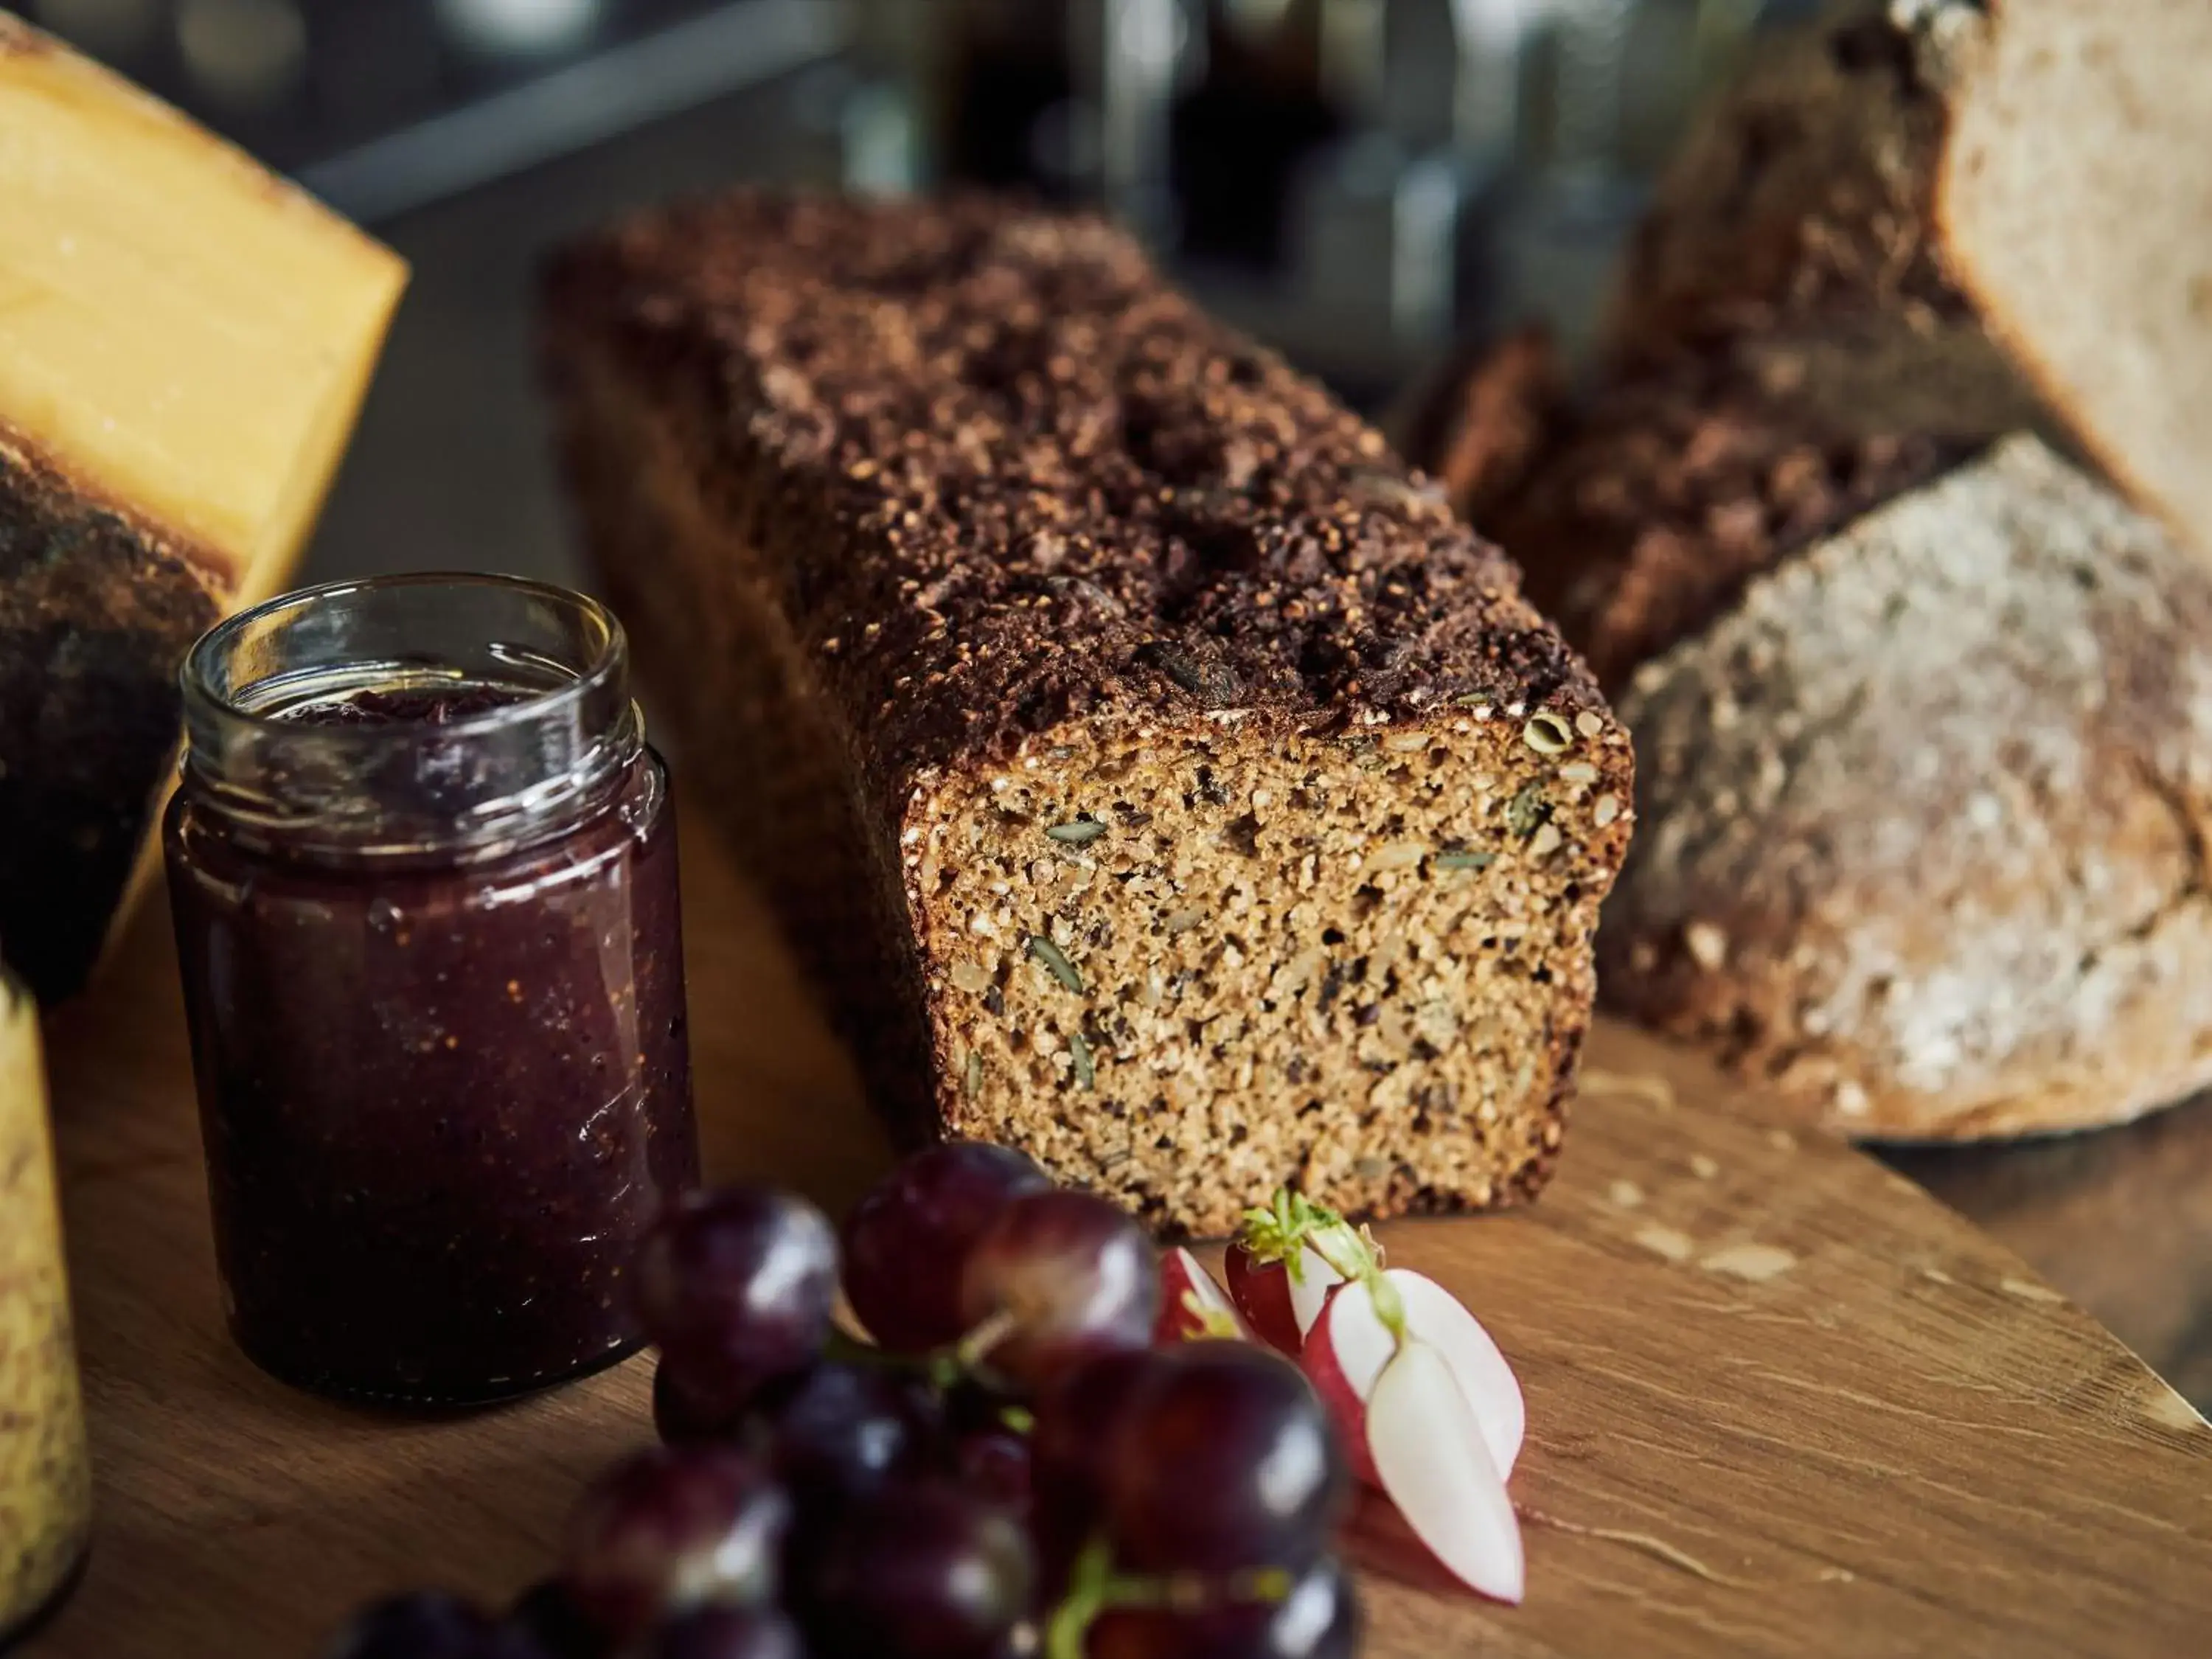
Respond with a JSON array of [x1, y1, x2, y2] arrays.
[[1607, 434, 2212, 1138]]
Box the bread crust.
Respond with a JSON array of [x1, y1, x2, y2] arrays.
[[1607, 437, 2212, 1138], [1615, 0, 2212, 562]]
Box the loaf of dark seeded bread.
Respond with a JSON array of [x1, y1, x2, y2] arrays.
[[543, 193, 1634, 1234], [1454, 344, 1968, 694]]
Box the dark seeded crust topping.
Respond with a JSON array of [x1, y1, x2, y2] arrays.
[[1399, 324, 1568, 534], [1481, 352, 1971, 692], [544, 193, 1609, 800]]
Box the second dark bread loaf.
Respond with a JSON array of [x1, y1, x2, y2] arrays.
[[543, 194, 1633, 1235]]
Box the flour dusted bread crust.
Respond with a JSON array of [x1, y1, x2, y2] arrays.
[[543, 193, 1633, 1234], [1608, 437, 2212, 1138], [1613, 0, 2212, 560]]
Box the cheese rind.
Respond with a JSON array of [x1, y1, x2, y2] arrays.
[[0, 13, 407, 998]]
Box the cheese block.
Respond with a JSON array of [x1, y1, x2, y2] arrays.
[[0, 14, 406, 999], [1609, 0, 2212, 560]]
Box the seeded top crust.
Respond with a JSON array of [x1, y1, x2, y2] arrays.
[[546, 192, 1632, 1233], [552, 194, 1610, 786]]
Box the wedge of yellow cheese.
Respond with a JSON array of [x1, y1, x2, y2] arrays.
[[0, 13, 406, 998]]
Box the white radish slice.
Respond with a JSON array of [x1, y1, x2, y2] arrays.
[[1154, 1247, 1253, 1345], [1312, 1269, 1524, 1477], [1368, 1339, 1526, 1604], [1286, 1244, 1346, 1338], [1299, 1284, 1382, 1485]]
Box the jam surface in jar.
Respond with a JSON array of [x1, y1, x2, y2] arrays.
[[164, 578, 698, 1404]]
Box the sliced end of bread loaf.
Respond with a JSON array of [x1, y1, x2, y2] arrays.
[[908, 703, 1630, 1236]]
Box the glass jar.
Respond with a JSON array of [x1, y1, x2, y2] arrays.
[[1, 967, 91, 1645], [164, 575, 698, 1405]]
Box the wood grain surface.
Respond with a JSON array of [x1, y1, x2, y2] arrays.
[[25, 805, 2212, 1659]]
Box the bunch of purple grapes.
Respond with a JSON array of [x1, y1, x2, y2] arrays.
[[321, 1144, 1358, 1659]]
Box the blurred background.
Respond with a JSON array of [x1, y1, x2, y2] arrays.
[[30, 0, 1813, 585]]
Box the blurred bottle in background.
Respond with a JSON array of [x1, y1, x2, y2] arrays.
[[21, 0, 1805, 392]]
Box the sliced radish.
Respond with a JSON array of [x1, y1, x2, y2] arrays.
[[1228, 1238, 1346, 1353], [1225, 1242, 1301, 1354], [1286, 1244, 1346, 1340], [1153, 1247, 1252, 1345], [1304, 1270, 1523, 1478], [1299, 1284, 1381, 1485], [1368, 1339, 1524, 1604]]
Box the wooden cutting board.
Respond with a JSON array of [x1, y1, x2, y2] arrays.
[[27, 804, 2212, 1659]]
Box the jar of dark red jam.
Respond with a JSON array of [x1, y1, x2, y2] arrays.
[[164, 574, 698, 1405]]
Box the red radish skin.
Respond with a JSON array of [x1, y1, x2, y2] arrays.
[[1285, 1246, 1345, 1340], [1224, 1244, 1301, 1354], [1225, 1241, 1345, 1354], [1152, 1248, 1252, 1345]]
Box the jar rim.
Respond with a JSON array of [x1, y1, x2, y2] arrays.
[[184, 571, 625, 735], [178, 572, 641, 859]]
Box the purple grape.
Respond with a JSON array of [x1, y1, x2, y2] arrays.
[[800, 1483, 1034, 1659], [650, 1606, 807, 1659], [1029, 1349, 1175, 1590], [654, 1352, 747, 1447], [758, 1360, 939, 1513], [560, 1446, 790, 1644], [476, 1625, 562, 1659], [635, 1186, 838, 1407], [1099, 1342, 1346, 1573], [1085, 1557, 1360, 1659], [504, 1579, 607, 1659], [842, 1143, 1050, 1353], [321, 1590, 492, 1659], [951, 1425, 1031, 1517], [956, 1189, 1158, 1389]]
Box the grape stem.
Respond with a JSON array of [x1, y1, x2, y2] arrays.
[[1042, 1540, 1294, 1659], [951, 1307, 1020, 1371], [826, 1321, 1034, 1411]]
